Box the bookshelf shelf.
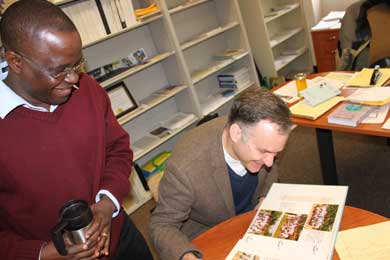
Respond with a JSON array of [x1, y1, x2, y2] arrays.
[[100, 51, 175, 88], [191, 51, 249, 84], [275, 47, 307, 71], [118, 85, 188, 125], [269, 27, 303, 48], [201, 81, 255, 116], [133, 117, 198, 161], [169, 0, 211, 15], [181, 22, 239, 51], [239, 0, 313, 78], [264, 3, 300, 24], [83, 14, 163, 48]]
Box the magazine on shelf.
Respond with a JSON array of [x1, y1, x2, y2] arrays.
[[226, 183, 348, 260]]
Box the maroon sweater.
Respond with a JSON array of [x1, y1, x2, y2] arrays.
[[0, 74, 132, 259]]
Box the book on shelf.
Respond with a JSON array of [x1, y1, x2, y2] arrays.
[[327, 102, 375, 127], [226, 183, 348, 260], [62, 1, 107, 44], [161, 112, 196, 130], [214, 49, 246, 60], [218, 67, 251, 89]]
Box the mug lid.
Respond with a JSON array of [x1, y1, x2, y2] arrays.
[[59, 199, 93, 231]]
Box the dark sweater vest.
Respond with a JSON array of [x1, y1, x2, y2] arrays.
[[227, 164, 258, 215], [0, 74, 132, 260]]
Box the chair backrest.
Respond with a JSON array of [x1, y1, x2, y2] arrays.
[[367, 4, 390, 66]]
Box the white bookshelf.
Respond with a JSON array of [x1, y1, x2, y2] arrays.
[[62, 0, 259, 214], [181, 21, 239, 50], [238, 0, 313, 79], [191, 51, 249, 83], [100, 51, 175, 88]]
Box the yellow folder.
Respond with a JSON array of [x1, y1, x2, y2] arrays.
[[346, 68, 390, 87], [290, 96, 345, 120]]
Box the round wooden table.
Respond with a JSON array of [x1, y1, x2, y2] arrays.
[[192, 206, 388, 259]]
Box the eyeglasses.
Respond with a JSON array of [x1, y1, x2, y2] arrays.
[[14, 50, 85, 81]]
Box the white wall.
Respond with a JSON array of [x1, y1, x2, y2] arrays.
[[311, 0, 322, 23], [320, 0, 361, 17]]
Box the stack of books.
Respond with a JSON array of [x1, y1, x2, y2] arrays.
[[217, 67, 251, 89], [327, 102, 374, 127]]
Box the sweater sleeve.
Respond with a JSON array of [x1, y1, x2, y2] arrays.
[[0, 230, 43, 260], [99, 85, 132, 206], [149, 162, 201, 260]]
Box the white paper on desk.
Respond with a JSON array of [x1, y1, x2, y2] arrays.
[[274, 77, 344, 104], [362, 104, 390, 124], [274, 80, 301, 104], [312, 20, 340, 31], [335, 221, 390, 260], [382, 117, 390, 129], [325, 72, 357, 83], [322, 11, 345, 21]]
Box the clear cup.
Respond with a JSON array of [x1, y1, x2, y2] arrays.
[[295, 73, 307, 96]]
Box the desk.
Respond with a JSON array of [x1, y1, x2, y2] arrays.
[[275, 73, 390, 185], [193, 206, 387, 260]]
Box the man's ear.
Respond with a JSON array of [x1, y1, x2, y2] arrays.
[[5, 50, 22, 74], [229, 123, 242, 143]]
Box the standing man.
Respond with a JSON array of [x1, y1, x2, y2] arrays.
[[150, 87, 292, 260], [0, 1, 152, 259]]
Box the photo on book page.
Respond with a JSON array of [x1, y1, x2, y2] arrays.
[[305, 204, 339, 232], [248, 210, 282, 236], [273, 213, 307, 241]]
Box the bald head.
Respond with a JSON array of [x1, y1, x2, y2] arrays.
[[0, 0, 78, 54]]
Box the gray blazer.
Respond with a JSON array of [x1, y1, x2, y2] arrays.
[[149, 117, 278, 260]]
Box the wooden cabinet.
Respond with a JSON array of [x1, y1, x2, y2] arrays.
[[311, 28, 340, 72]]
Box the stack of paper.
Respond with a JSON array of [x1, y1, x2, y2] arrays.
[[336, 221, 390, 260], [217, 67, 251, 89], [226, 183, 348, 260], [290, 96, 344, 120], [347, 87, 390, 106]]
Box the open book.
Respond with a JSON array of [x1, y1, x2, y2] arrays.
[[226, 183, 348, 260]]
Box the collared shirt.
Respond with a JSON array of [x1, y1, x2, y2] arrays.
[[223, 146, 247, 177], [0, 80, 57, 119], [0, 80, 120, 217]]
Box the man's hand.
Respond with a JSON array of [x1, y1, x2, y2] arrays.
[[40, 235, 100, 260], [88, 195, 116, 257], [182, 252, 203, 260]]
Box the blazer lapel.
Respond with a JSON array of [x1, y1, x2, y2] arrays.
[[210, 128, 235, 217]]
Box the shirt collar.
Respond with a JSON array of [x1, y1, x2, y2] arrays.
[[223, 145, 247, 177], [0, 80, 57, 119]]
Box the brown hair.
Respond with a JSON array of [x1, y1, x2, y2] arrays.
[[227, 87, 292, 134]]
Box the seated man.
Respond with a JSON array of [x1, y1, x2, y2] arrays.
[[150, 87, 292, 260]]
